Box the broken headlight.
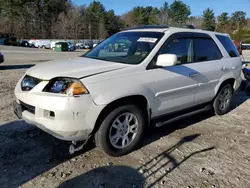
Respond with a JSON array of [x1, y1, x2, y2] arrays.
[[21, 75, 41, 91], [43, 77, 88, 95]]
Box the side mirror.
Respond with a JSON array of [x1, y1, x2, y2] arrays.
[[156, 54, 178, 67]]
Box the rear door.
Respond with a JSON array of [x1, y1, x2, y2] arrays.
[[191, 33, 225, 105]]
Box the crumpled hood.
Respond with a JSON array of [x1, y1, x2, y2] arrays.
[[26, 57, 128, 80]]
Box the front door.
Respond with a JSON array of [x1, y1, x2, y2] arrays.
[[148, 33, 199, 117]]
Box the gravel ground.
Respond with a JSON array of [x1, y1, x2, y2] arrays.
[[0, 46, 250, 188]]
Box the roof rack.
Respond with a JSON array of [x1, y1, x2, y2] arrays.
[[128, 25, 169, 30], [183, 25, 195, 29], [124, 24, 196, 31]]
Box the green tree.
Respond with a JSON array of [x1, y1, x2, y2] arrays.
[[217, 12, 231, 33], [230, 11, 246, 30], [201, 8, 216, 31], [39, 0, 69, 38], [168, 1, 191, 26], [86, 1, 106, 39], [218, 12, 229, 25], [106, 10, 124, 36], [158, 1, 169, 24], [148, 7, 160, 25], [231, 28, 250, 41], [123, 6, 160, 27]]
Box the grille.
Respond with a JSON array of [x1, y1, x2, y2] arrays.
[[20, 101, 35, 114]]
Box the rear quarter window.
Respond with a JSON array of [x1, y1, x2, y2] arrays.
[[216, 35, 240, 57]]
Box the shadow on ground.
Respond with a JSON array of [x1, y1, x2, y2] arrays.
[[230, 90, 250, 111], [58, 134, 215, 188], [0, 64, 35, 70], [0, 120, 92, 188], [59, 165, 145, 188], [33, 60, 51, 62]]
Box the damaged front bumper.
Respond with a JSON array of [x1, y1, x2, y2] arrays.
[[14, 80, 105, 141], [22, 110, 92, 141]]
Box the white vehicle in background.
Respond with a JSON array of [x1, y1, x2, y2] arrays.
[[14, 25, 242, 157], [35, 40, 51, 49], [76, 42, 90, 49], [28, 39, 39, 48], [92, 40, 103, 48]]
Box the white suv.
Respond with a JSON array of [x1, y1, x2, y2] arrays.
[[14, 26, 242, 156]]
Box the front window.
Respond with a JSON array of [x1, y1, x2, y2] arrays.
[[159, 37, 193, 64], [84, 31, 164, 65]]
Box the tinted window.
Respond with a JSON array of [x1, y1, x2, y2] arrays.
[[159, 37, 193, 64], [216, 35, 240, 57], [85, 32, 164, 65], [194, 38, 222, 62]]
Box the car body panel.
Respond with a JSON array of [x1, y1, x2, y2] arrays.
[[191, 57, 242, 105], [84, 64, 197, 117], [25, 57, 129, 80]]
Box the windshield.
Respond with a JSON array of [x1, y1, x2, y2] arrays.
[[84, 31, 164, 65]]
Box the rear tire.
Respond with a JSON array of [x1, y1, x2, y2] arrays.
[[213, 83, 233, 115], [95, 104, 146, 157]]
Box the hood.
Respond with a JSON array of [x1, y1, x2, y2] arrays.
[[26, 57, 129, 80]]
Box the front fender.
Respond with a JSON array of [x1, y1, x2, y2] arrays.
[[85, 77, 161, 113]]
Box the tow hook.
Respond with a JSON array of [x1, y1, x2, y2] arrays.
[[69, 135, 92, 155]]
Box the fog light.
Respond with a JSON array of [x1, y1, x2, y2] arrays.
[[50, 111, 55, 117]]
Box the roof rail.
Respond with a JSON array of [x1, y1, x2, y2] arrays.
[[127, 25, 169, 30], [183, 25, 195, 29]]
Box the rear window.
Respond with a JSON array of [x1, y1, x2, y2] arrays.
[[216, 35, 240, 57], [194, 38, 223, 62]]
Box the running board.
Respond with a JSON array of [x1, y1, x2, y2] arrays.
[[155, 104, 211, 127]]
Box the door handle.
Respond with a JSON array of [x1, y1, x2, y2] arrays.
[[189, 72, 199, 78], [221, 66, 229, 72]]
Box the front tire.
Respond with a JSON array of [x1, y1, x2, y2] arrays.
[[213, 83, 233, 115], [95, 105, 146, 157]]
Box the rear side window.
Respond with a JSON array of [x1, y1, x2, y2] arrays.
[[194, 38, 223, 62], [216, 35, 239, 57]]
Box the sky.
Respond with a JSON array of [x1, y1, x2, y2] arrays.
[[72, 0, 250, 17]]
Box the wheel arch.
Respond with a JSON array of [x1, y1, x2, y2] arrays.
[[91, 95, 151, 136], [215, 78, 235, 95]]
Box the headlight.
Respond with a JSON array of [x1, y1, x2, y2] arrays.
[[43, 77, 88, 96], [21, 75, 41, 91]]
